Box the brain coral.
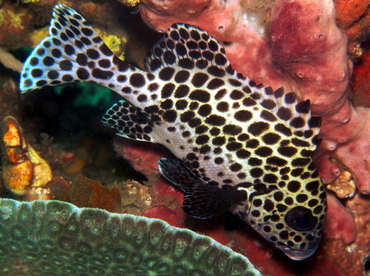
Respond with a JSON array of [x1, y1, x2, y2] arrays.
[[0, 199, 261, 276]]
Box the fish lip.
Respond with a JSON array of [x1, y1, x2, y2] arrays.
[[281, 247, 316, 261], [277, 236, 321, 260]]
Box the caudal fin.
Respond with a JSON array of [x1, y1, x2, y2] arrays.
[[20, 4, 131, 93]]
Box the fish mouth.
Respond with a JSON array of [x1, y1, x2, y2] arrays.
[[282, 248, 316, 261], [277, 237, 320, 260]]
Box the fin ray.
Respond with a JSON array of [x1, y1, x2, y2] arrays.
[[145, 24, 233, 75], [102, 99, 157, 142], [20, 4, 137, 95], [252, 85, 321, 146], [158, 158, 247, 219]]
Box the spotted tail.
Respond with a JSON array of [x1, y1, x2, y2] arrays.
[[20, 4, 139, 96]]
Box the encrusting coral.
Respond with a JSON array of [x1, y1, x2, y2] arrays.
[[1, 116, 52, 196], [0, 198, 261, 276]]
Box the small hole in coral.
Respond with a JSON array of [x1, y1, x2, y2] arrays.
[[222, 41, 232, 46], [218, 26, 224, 31], [318, 34, 324, 40], [272, 61, 283, 72]]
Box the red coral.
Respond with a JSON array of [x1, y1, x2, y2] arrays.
[[352, 51, 370, 107], [113, 136, 172, 176], [69, 176, 121, 212], [334, 0, 369, 29]]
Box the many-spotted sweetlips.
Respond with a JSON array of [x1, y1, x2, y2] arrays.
[[20, 4, 327, 260]]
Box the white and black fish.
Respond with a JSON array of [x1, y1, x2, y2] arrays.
[[20, 4, 327, 260]]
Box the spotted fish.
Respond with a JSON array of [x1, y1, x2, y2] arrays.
[[20, 4, 327, 260]]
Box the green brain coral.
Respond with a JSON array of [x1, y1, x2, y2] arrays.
[[0, 199, 261, 276]]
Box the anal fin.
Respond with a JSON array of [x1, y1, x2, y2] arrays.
[[102, 99, 156, 142], [158, 158, 247, 219]]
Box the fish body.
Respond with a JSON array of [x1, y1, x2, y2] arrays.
[[20, 5, 327, 260]]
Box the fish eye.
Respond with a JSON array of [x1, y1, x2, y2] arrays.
[[285, 206, 317, 231]]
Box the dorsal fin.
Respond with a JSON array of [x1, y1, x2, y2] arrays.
[[144, 23, 321, 147], [144, 23, 235, 76], [247, 83, 321, 147], [241, 81, 321, 148]]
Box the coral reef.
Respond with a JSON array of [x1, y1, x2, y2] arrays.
[[335, 0, 370, 45], [0, 1, 131, 51], [352, 51, 370, 108], [0, 0, 369, 274], [1, 116, 52, 196], [0, 198, 261, 275], [69, 176, 122, 212], [113, 137, 172, 176]]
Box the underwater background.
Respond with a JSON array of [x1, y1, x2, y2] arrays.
[[0, 0, 369, 275]]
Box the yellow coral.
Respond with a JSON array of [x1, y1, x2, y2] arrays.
[[120, 0, 140, 7], [326, 170, 356, 199], [96, 29, 127, 59], [103, 34, 122, 53], [28, 145, 52, 187], [5, 10, 26, 30], [0, 11, 4, 26], [1, 116, 52, 195], [18, 0, 40, 3], [30, 27, 49, 47]]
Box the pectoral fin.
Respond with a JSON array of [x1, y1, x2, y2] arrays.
[[158, 158, 247, 219]]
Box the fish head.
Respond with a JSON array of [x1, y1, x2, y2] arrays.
[[243, 173, 326, 260]]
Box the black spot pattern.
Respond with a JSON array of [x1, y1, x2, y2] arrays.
[[192, 72, 209, 87], [189, 90, 210, 103], [217, 102, 229, 112], [59, 60, 72, 70], [207, 78, 224, 89], [159, 67, 175, 81], [205, 115, 226, 126], [175, 70, 190, 83], [248, 122, 269, 136], [234, 110, 252, 122]]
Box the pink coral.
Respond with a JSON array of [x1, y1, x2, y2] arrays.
[[113, 136, 172, 176]]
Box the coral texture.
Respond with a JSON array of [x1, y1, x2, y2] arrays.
[[0, 0, 368, 274], [0, 199, 261, 276]]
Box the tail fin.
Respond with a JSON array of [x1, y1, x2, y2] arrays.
[[20, 4, 133, 93]]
